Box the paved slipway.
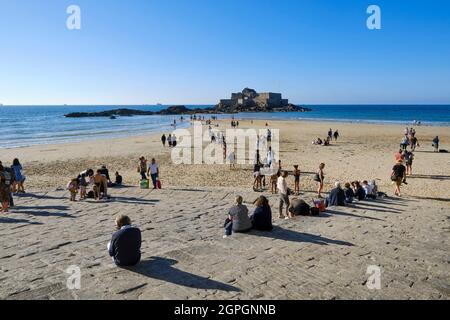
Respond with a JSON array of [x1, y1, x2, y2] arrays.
[[0, 186, 449, 300]]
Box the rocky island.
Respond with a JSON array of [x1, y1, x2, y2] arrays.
[[64, 88, 311, 118]]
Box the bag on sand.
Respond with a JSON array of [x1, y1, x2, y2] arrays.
[[156, 179, 162, 189], [140, 179, 149, 189], [310, 207, 320, 216], [314, 199, 326, 212]]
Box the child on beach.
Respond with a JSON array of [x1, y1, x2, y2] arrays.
[[79, 173, 88, 199], [67, 178, 79, 201], [11, 158, 25, 194], [270, 173, 278, 194], [293, 165, 301, 195], [0, 164, 10, 213]]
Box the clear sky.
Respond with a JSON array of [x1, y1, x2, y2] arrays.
[[1, 0, 449, 105]]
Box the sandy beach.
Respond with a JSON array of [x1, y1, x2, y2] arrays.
[[1, 120, 449, 299]]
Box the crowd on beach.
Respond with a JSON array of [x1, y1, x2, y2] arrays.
[[1, 120, 446, 269]]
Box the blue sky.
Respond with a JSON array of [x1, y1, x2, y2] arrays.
[[0, 0, 449, 105]]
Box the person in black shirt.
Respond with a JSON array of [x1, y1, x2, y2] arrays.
[[108, 215, 141, 267], [250, 196, 273, 231], [391, 160, 406, 197], [99, 165, 111, 184], [161, 134, 166, 147]]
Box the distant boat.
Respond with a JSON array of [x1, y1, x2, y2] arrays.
[[110, 116, 117, 120]]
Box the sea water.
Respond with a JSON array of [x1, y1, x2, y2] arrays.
[[1, 105, 449, 148]]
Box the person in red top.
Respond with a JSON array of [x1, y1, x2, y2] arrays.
[[394, 149, 404, 162]]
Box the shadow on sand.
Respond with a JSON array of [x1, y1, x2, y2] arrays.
[[248, 226, 354, 246], [0, 217, 43, 225], [12, 205, 75, 218], [325, 208, 385, 221], [112, 197, 160, 205], [128, 257, 240, 292]]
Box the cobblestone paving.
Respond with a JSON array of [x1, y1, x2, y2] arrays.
[[0, 187, 449, 300]]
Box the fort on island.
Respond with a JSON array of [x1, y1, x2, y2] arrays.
[[216, 88, 309, 113]]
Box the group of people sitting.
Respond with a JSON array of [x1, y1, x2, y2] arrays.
[[67, 166, 122, 201], [325, 180, 382, 207], [223, 195, 273, 237]]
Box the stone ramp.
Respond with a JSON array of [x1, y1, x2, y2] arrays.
[[0, 187, 449, 300]]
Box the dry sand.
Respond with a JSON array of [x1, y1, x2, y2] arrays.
[[0, 120, 449, 299]]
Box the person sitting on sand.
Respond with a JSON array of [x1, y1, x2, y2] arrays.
[[224, 196, 252, 237], [250, 196, 273, 231], [277, 171, 290, 219], [362, 180, 376, 199], [293, 165, 301, 195], [93, 169, 108, 201], [289, 197, 311, 217], [115, 172, 123, 185], [138, 157, 148, 180], [0, 164, 10, 213], [351, 181, 366, 201], [391, 160, 407, 197], [312, 137, 323, 145], [11, 158, 25, 194], [67, 178, 79, 201], [344, 182, 354, 204], [108, 215, 141, 267], [326, 182, 346, 207]]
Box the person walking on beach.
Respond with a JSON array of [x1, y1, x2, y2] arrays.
[[432, 136, 440, 152], [138, 157, 148, 180], [147, 158, 159, 189], [167, 134, 173, 147], [161, 134, 167, 147], [293, 165, 301, 195], [404, 150, 414, 176], [315, 163, 325, 198], [391, 160, 407, 197], [11, 158, 25, 193], [277, 171, 290, 219], [328, 129, 333, 140], [333, 130, 339, 141]]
